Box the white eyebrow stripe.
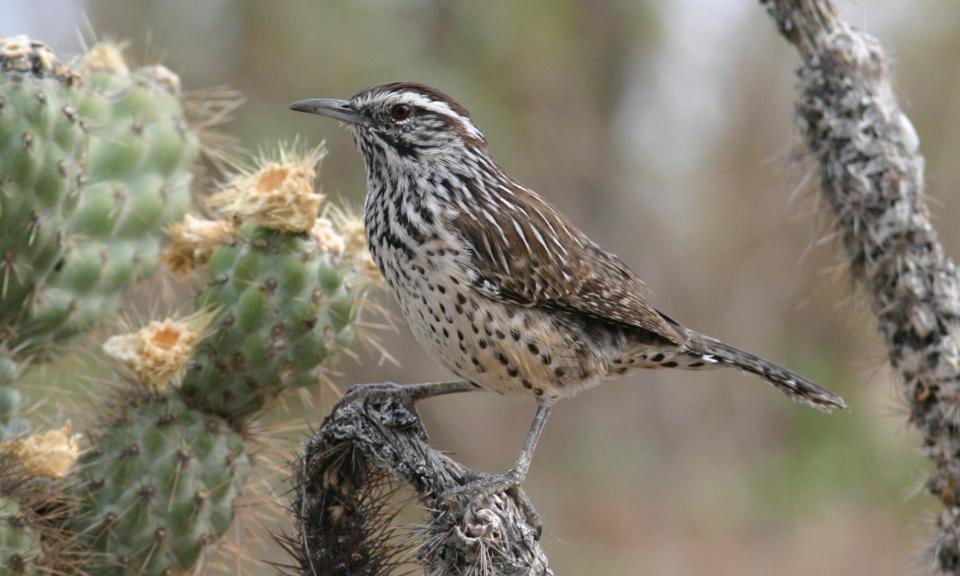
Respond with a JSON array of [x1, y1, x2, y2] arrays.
[[400, 93, 485, 141]]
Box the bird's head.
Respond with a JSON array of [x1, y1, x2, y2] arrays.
[[290, 82, 486, 168]]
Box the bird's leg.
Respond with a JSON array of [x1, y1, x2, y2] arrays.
[[444, 399, 553, 534], [507, 399, 553, 484], [342, 380, 477, 404]]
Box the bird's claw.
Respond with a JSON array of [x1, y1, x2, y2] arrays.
[[442, 470, 542, 539]]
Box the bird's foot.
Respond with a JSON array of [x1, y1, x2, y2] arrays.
[[443, 469, 542, 539], [444, 469, 523, 502]]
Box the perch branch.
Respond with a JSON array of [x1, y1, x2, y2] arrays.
[[288, 383, 552, 576], [761, 0, 960, 571]]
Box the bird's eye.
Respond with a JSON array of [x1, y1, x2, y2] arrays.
[[390, 103, 413, 122]]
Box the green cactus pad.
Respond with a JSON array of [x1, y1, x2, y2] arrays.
[[69, 392, 248, 576], [181, 223, 358, 423], [0, 498, 44, 576], [23, 61, 198, 348], [78, 64, 195, 234], [0, 39, 86, 347]]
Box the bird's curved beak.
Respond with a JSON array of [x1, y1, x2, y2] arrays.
[[289, 98, 368, 126]]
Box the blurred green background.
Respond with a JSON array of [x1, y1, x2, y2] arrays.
[[4, 1, 955, 574]]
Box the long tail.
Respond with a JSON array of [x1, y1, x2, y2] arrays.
[[682, 331, 847, 413]]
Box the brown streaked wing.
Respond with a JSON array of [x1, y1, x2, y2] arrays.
[[449, 180, 683, 345]]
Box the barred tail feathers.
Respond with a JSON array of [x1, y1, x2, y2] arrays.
[[683, 333, 847, 413]]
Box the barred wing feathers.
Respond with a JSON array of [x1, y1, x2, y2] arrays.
[[448, 179, 682, 345]]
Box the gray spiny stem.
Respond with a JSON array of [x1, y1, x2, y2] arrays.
[[289, 385, 551, 576], [761, 0, 960, 571]]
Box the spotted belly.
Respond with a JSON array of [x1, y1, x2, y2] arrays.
[[378, 250, 719, 400], [381, 266, 589, 399]]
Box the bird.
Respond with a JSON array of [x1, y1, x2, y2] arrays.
[[290, 82, 846, 501]]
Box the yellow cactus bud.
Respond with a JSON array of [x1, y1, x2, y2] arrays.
[[2, 422, 82, 479], [338, 216, 366, 254], [211, 144, 325, 233], [162, 214, 235, 276], [104, 313, 213, 390], [312, 217, 346, 255], [81, 40, 129, 75]]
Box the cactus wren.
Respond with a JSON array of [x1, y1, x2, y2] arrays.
[[291, 82, 845, 497]]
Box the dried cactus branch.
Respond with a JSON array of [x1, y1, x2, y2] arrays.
[[291, 383, 552, 576], [761, 0, 960, 571]]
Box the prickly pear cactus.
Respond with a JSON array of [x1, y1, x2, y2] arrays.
[[178, 147, 372, 423], [68, 392, 248, 576], [49, 159, 378, 572], [22, 43, 197, 348], [0, 498, 44, 576], [0, 37, 86, 347], [0, 34, 381, 576], [182, 223, 357, 422]]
